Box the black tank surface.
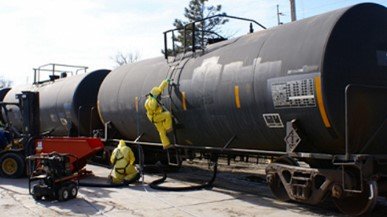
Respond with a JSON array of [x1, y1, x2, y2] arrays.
[[0, 87, 11, 123], [98, 3, 387, 154], [0, 88, 10, 102], [1, 85, 33, 128], [3, 69, 110, 136]]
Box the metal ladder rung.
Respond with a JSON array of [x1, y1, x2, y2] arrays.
[[291, 183, 309, 188], [167, 149, 181, 166], [291, 176, 311, 181]]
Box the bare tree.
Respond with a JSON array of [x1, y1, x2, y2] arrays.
[[112, 51, 140, 67], [173, 0, 228, 51], [0, 77, 12, 89]]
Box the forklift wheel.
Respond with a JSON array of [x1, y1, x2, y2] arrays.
[[0, 152, 25, 178], [68, 183, 78, 199], [58, 186, 70, 201]]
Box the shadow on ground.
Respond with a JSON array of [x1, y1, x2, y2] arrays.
[[138, 160, 387, 217], [2, 161, 387, 216]]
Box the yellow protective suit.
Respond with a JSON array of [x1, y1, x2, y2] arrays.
[[110, 140, 139, 184], [144, 79, 173, 149]]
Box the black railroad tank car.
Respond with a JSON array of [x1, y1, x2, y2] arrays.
[[0, 88, 10, 102], [3, 69, 110, 136], [1, 3, 386, 216], [98, 4, 387, 215], [0, 87, 11, 124], [97, 3, 387, 155]]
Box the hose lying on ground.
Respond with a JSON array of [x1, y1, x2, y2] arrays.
[[78, 163, 140, 188], [78, 181, 127, 188], [149, 160, 218, 191], [81, 157, 218, 190]]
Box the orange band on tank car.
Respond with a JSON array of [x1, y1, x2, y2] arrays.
[[234, 85, 241, 109], [314, 76, 331, 128], [181, 91, 187, 111]]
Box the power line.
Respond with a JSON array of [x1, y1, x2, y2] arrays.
[[276, 4, 284, 25]]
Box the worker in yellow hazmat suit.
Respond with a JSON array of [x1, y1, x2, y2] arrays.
[[144, 79, 173, 149], [110, 140, 140, 184]]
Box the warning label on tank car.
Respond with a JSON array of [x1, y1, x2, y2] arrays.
[[271, 78, 316, 108], [263, 113, 284, 128]]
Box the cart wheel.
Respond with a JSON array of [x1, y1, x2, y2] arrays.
[[58, 186, 70, 201], [0, 152, 25, 178], [68, 183, 78, 199]]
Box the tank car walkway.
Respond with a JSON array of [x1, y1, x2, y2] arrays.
[[1, 162, 387, 217]]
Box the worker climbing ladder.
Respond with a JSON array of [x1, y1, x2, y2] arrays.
[[163, 56, 191, 166]]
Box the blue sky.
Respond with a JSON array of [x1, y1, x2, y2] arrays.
[[0, 0, 386, 85]]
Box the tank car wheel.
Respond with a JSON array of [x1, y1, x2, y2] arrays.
[[333, 180, 378, 216], [267, 156, 299, 202]]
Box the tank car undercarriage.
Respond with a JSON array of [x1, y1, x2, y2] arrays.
[[264, 85, 386, 216], [266, 154, 383, 216]]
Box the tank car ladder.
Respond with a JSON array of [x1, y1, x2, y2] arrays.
[[164, 57, 190, 167]]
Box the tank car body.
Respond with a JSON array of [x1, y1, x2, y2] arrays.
[[0, 88, 10, 102], [98, 3, 387, 155], [3, 69, 110, 136], [0, 87, 11, 124], [97, 4, 387, 214], [0, 3, 386, 215]]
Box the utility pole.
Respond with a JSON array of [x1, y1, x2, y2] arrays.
[[290, 0, 297, 21], [276, 5, 284, 25]]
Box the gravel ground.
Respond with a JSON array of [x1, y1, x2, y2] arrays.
[[0, 159, 387, 217]]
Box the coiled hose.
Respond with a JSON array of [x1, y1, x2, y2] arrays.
[[149, 160, 218, 191]]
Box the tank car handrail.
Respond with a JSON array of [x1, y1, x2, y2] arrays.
[[33, 63, 88, 85], [36, 63, 88, 70], [108, 138, 286, 156], [107, 136, 387, 163], [163, 14, 266, 34], [163, 14, 266, 59]]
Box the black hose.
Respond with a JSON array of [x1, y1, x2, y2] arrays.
[[78, 168, 141, 188], [149, 160, 218, 191], [78, 181, 127, 188], [79, 176, 140, 188]]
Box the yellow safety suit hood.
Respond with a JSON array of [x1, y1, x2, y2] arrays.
[[110, 140, 138, 183], [118, 140, 126, 148], [150, 87, 162, 96]]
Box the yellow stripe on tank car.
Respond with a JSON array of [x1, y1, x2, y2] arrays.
[[96, 100, 106, 124], [135, 97, 139, 112], [234, 85, 241, 109], [181, 91, 187, 111], [314, 76, 331, 128]]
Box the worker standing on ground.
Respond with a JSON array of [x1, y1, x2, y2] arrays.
[[144, 79, 173, 149], [110, 140, 140, 184]]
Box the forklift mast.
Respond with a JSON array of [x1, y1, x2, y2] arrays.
[[16, 91, 40, 156], [0, 91, 40, 178]]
